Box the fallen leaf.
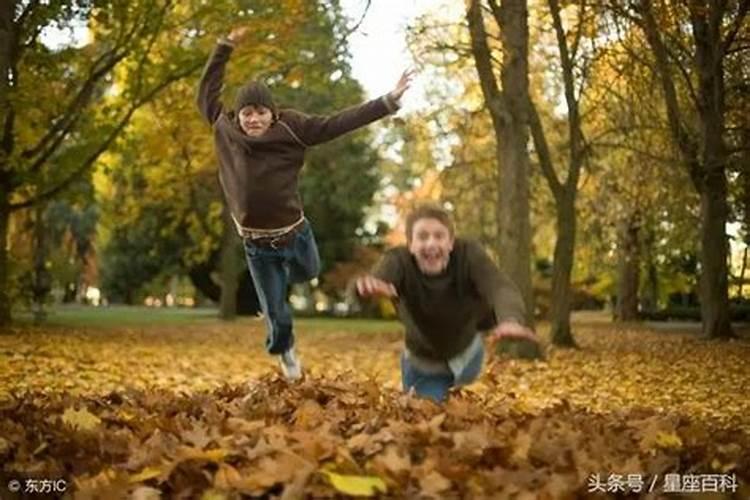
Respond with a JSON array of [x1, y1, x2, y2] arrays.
[[321, 469, 387, 496], [61, 407, 101, 430], [418, 470, 452, 497], [129, 466, 163, 483]]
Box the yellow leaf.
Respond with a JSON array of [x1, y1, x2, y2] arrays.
[[711, 458, 737, 473], [655, 432, 682, 449], [201, 489, 229, 500], [321, 470, 387, 496], [178, 446, 229, 462], [33, 442, 48, 455], [61, 407, 101, 431], [129, 466, 163, 483]]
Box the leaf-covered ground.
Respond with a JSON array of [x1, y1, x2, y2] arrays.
[[1, 316, 749, 498]]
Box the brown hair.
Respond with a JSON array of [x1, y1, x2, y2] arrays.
[[405, 202, 455, 243]]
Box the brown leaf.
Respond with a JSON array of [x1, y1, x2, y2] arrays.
[[418, 470, 452, 497], [372, 444, 411, 477]]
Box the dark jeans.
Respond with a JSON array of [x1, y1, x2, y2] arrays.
[[243, 220, 320, 355], [400, 338, 485, 402]]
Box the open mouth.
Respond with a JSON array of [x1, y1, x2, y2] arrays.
[[420, 253, 443, 266]]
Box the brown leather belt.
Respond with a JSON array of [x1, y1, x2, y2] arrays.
[[247, 225, 301, 249]]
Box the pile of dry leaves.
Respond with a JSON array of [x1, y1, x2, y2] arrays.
[[1, 321, 749, 498]]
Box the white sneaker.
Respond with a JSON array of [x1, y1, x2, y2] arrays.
[[279, 348, 302, 381]]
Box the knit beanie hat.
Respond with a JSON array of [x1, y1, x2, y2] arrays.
[[234, 81, 276, 115]]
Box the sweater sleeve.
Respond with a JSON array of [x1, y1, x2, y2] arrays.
[[196, 41, 233, 125], [371, 248, 405, 291], [284, 95, 399, 147], [465, 240, 527, 325]]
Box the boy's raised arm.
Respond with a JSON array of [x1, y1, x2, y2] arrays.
[[196, 27, 249, 124], [289, 69, 415, 146]]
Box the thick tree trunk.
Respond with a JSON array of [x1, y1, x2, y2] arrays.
[[219, 204, 239, 320], [615, 213, 640, 321], [467, 0, 537, 360], [550, 194, 576, 345], [0, 2, 13, 326], [700, 176, 732, 338], [695, 6, 733, 339], [637, 0, 735, 338], [0, 197, 10, 326], [496, 0, 534, 324]]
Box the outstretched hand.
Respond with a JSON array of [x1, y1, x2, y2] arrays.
[[227, 26, 250, 44], [389, 69, 415, 102], [355, 275, 398, 299], [488, 320, 538, 344]]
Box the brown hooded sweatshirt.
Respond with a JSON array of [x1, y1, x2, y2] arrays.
[[197, 41, 399, 232]]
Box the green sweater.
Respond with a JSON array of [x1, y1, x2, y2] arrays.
[[373, 239, 527, 360], [196, 42, 398, 230]]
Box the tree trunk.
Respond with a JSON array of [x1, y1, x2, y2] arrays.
[[636, 0, 735, 338], [694, 5, 733, 339], [640, 227, 659, 314], [0, 196, 10, 326], [32, 203, 50, 322], [525, 0, 587, 347], [219, 204, 239, 320], [615, 213, 640, 321], [700, 177, 732, 337], [738, 247, 748, 299], [550, 192, 576, 345], [467, 0, 537, 360], [0, 2, 13, 326], [496, 0, 534, 324]]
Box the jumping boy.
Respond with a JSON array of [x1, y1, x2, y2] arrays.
[[197, 26, 412, 380]]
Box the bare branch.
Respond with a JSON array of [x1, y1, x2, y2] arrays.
[[549, 0, 584, 188], [465, 0, 504, 123], [343, 0, 371, 38], [591, 140, 678, 166], [570, 0, 587, 61], [528, 98, 563, 199]]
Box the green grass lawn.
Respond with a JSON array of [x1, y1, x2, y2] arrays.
[[14, 304, 402, 333]]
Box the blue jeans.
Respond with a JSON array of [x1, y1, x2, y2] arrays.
[[400, 339, 485, 402], [243, 220, 320, 355]]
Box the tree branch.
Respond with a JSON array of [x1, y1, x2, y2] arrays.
[[10, 58, 203, 212], [636, 0, 701, 188], [723, 0, 749, 53], [466, 0, 505, 128], [528, 98, 563, 200], [549, 0, 584, 189]]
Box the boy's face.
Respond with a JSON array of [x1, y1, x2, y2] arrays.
[[408, 217, 454, 275], [238, 104, 273, 136]]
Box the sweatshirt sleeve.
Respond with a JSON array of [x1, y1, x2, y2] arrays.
[[284, 94, 399, 147], [371, 248, 405, 291], [466, 240, 527, 325], [196, 41, 233, 125]]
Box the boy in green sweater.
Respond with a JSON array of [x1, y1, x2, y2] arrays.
[[356, 203, 538, 401]]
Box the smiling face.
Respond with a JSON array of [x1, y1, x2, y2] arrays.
[[408, 217, 454, 275], [238, 104, 273, 136]]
